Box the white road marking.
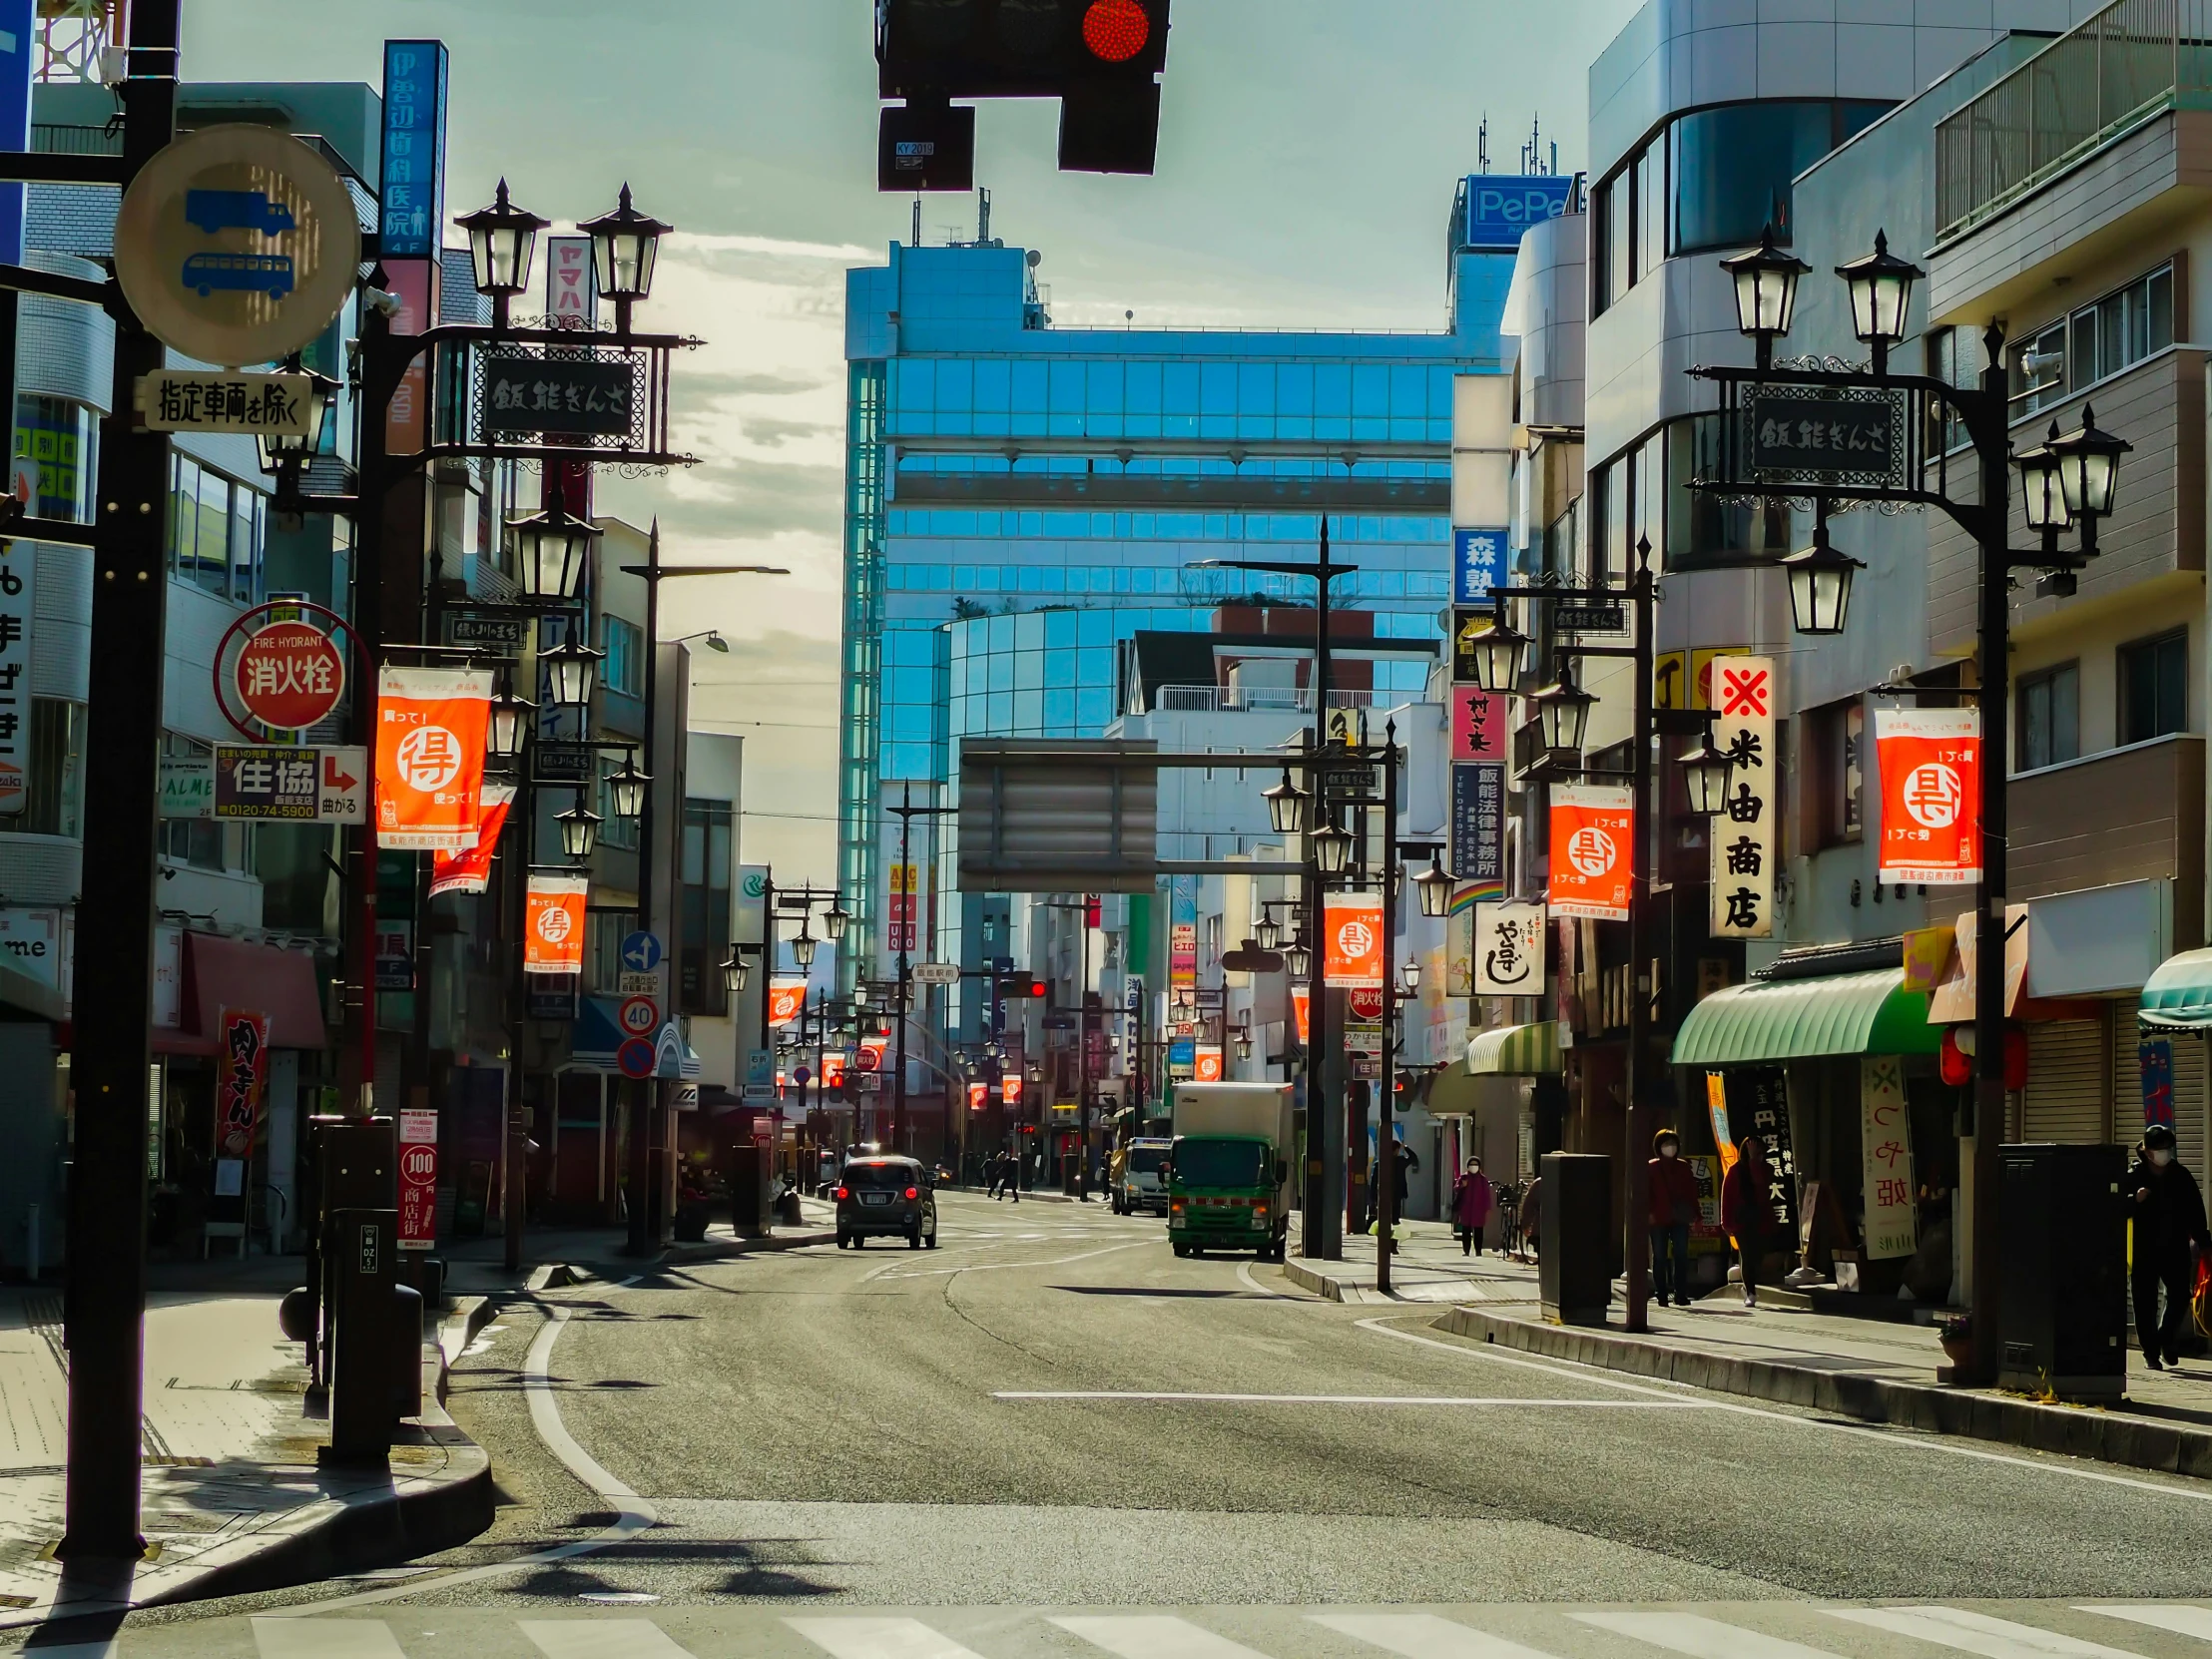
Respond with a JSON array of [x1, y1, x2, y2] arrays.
[[1355, 1315, 2212, 1506], [1236, 1261, 1285, 1298], [1054, 1614, 1277, 1659], [524, 1619, 693, 1659], [253, 1619, 408, 1659], [788, 1616, 994, 1659], [1830, 1607, 2149, 1658], [1572, 1609, 1843, 1658], [2079, 1606, 2212, 1641], [1310, 1609, 1564, 1659], [994, 1390, 1715, 1406], [863, 1239, 1155, 1282]]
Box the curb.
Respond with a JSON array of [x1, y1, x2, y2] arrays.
[[1283, 1258, 1350, 1301], [1436, 1305, 2212, 1481]]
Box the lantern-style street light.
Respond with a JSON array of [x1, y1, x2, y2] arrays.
[[254, 360, 339, 475], [1720, 225, 1812, 369], [2016, 423, 2070, 533], [1264, 770, 1310, 834], [457, 180, 550, 307], [1411, 853, 1452, 918], [1311, 820, 1354, 876], [1678, 732, 1735, 818], [1285, 937, 1312, 980], [580, 184, 674, 308], [792, 923, 819, 971], [605, 753, 650, 822], [720, 948, 749, 995], [1461, 601, 1527, 695], [556, 801, 602, 860], [1399, 957, 1420, 995], [541, 626, 604, 708], [1528, 661, 1595, 753], [825, 898, 851, 943], [508, 506, 601, 606], [2049, 403, 2129, 522], [1780, 515, 1865, 637], [1835, 229, 1924, 375], [487, 673, 533, 761]]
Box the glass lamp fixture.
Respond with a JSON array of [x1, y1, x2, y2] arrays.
[[1720, 225, 1812, 347], [720, 948, 748, 995], [1263, 769, 1310, 834], [456, 179, 549, 298], [792, 925, 818, 971], [507, 507, 600, 605], [1529, 661, 1595, 752], [2016, 424, 2071, 532], [1235, 1029, 1253, 1062], [825, 898, 851, 943], [541, 628, 604, 708], [255, 362, 339, 473], [1781, 520, 1865, 637], [1256, 914, 1282, 951], [556, 801, 602, 859], [1411, 854, 1452, 918], [1399, 957, 1421, 995], [2049, 403, 2130, 520], [486, 673, 533, 761], [1311, 821, 1354, 876], [1462, 601, 1527, 695], [605, 753, 649, 822], [1678, 733, 1734, 817], [1285, 938, 1312, 980], [579, 184, 673, 304], [1835, 230, 1924, 365]]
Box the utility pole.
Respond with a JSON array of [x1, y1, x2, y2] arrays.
[[1376, 719, 1398, 1296], [627, 520, 664, 1256], [883, 783, 955, 1157], [58, 0, 179, 1563]]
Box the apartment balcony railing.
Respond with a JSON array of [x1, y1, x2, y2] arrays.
[[1147, 685, 1400, 715], [1935, 0, 2212, 240]]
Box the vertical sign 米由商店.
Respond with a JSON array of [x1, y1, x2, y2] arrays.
[[1709, 656, 1776, 939]]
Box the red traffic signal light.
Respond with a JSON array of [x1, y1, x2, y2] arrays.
[[1083, 893, 1102, 928], [1001, 976, 1049, 999], [1081, 0, 1150, 61]]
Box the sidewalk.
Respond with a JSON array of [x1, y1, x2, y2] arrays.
[[1283, 1215, 1543, 1304], [1443, 1290, 2212, 1479], [0, 1282, 491, 1629]]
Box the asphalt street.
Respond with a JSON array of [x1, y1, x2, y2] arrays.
[[54, 1191, 2212, 1653]]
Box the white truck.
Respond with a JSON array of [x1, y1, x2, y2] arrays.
[[1168, 1082, 1296, 1260]]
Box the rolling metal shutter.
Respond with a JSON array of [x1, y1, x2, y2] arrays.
[[2117, 1025, 2209, 1166], [2023, 1019, 2103, 1144]]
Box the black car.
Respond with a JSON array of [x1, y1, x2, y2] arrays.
[[834, 1156, 939, 1250]]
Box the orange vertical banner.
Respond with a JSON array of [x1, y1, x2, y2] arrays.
[[430, 783, 515, 896], [523, 874, 588, 974], [1874, 708, 1981, 883], [1321, 892, 1385, 988], [376, 665, 491, 849], [1547, 784, 1634, 921]]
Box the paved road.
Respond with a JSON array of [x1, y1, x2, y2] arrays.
[[66, 1191, 2212, 1647]]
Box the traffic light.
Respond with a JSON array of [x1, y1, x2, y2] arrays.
[[1083, 892, 1102, 928], [1001, 975, 1049, 999], [875, 0, 1171, 187]]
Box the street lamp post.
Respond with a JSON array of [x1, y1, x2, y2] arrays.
[[881, 783, 958, 1157], [1692, 228, 2127, 1382]]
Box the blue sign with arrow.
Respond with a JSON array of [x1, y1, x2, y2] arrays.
[[620, 930, 663, 972]]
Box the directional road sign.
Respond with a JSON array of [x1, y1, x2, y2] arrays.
[[620, 930, 664, 972]]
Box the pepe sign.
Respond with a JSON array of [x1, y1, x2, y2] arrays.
[[113, 125, 362, 369]]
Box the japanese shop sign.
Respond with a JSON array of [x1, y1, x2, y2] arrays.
[[1708, 655, 1776, 940], [1731, 1065, 1798, 1232], [1747, 387, 1902, 485], [1449, 762, 1506, 893], [0, 534, 31, 815], [374, 921, 413, 991], [545, 235, 597, 326], [767, 977, 809, 1027], [1291, 983, 1310, 1044], [212, 1007, 270, 1159], [1001, 1074, 1023, 1106], [382, 258, 434, 456], [430, 783, 515, 897], [230, 619, 345, 732], [1322, 891, 1385, 989], [1451, 606, 1496, 685], [1547, 784, 1633, 922], [887, 860, 918, 954], [968, 1081, 990, 1112], [1875, 707, 1981, 883], [1473, 900, 1547, 996], [1858, 1056, 1918, 1260], [1194, 1045, 1223, 1082], [1453, 528, 1506, 604], [136, 370, 314, 437], [1450, 687, 1505, 763], [1170, 874, 1198, 989], [857, 1037, 886, 1074], [398, 1109, 438, 1252], [214, 745, 366, 823], [523, 874, 588, 975], [482, 355, 634, 437], [378, 40, 449, 261], [375, 666, 491, 850]]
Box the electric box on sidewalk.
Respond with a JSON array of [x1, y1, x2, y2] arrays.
[[1540, 1151, 1612, 1327], [1997, 1142, 2126, 1400]]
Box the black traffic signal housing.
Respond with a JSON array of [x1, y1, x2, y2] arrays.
[[876, 0, 1170, 188], [1000, 975, 1049, 1000]]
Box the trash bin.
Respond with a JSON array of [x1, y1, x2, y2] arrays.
[[1540, 1151, 1612, 1327]]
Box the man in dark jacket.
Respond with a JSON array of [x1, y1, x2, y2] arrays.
[[2131, 1122, 2207, 1368], [1648, 1129, 1702, 1308]]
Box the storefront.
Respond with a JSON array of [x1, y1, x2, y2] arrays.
[[1440, 1022, 1561, 1190], [2135, 947, 2212, 1171]]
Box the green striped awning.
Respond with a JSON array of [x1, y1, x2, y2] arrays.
[[2141, 948, 2212, 1029], [1671, 968, 1940, 1065], [1465, 1022, 1561, 1075]]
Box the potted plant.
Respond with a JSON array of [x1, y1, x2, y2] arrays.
[[1936, 1313, 1972, 1369]]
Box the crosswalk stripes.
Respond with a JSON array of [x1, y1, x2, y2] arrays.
[[1308, 1609, 1558, 1659], [522, 1621, 700, 1659], [2085, 1606, 2212, 1641], [786, 1617, 993, 1659], [1053, 1615, 1278, 1659], [252, 1619, 408, 1659], [1569, 1610, 1842, 1659], [1829, 1606, 2149, 1658]]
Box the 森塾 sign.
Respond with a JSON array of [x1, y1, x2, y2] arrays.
[[431, 784, 515, 897], [376, 666, 491, 849], [1322, 891, 1385, 989], [1709, 655, 1776, 940], [1875, 707, 1980, 883], [523, 875, 588, 975], [768, 977, 809, 1028], [1548, 784, 1633, 921]]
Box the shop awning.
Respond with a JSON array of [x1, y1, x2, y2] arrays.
[[154, 932, 327, 1057], [1671, 968, 1940, 1065], [1465, 1022, 1560, 1075], [2140, 948, 2212, 1029]]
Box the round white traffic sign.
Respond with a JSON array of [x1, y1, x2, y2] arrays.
[[114, 125, 363, 368], [618, 995, 659, 1036]]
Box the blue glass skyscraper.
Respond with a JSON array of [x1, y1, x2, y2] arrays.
[[837, 179, 1544, 993]]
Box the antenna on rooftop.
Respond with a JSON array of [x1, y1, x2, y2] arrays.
[[1477, 114, 1489, 174], [911, 194, 922, 248]]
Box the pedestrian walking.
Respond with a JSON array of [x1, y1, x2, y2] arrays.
[[2130, 1122, 2208, 1369], [1450, 1156, 1494, 1256], [1720, 1134, 1773, 1308], [1363, 1140, 1419, 1234], [1647, 1128, 1700, 1308], [1518, 1173, 1542, 1260]]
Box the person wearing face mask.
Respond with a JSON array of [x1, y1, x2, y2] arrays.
[[1450, 1156, 1494, 1256], [1720, 1134, 1773, 1308], [1647, 1129, 1701, 1308], [2130, 1122, 2208, 1370]]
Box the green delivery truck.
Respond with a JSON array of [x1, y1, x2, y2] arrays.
[[1167, 1082, 1294, 1261]]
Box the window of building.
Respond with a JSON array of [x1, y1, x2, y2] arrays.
[[0, 698, 83, 837], [2016, 662, 2080, 772], [2120, 630, 2188, 745], [1668, 100, 1891, 257], [13, 394, 97, 524], [680, 798, 734, 1016], [603, 614, 644, 699], [2009, 264, 2175, 417], [167, 454, 263, 601], [1799, 698, 1862, 849], [1926, 326, 1981, 453], [1669, 415, 1791, 568]]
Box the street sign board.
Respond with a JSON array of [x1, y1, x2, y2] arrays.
[[136, 370, 317, 438], [1453, 528, 1506, 604], [616, 969, 662, 996], [620, 930, 664, 972], [482, 352, 637, 438], [1553, 602, 1627, 634], [159, 755, 214, 821], [957, 738, 1159, 894], [113, 125, 362, 367], [1745, 385, 1906, 489], [536, 742, 591, 784], [231, 619, 345, 732], [529, 975, 578, 1020], [617, 1037, 655, 1079], [444, 613, 530, 651], [398, 1111, 438, 1252], [617, 995, 660, 1036], [913, 961, 960, 986], [214, 745, 366, 823]]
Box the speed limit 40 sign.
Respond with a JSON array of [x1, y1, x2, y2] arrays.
[[618, 994, 660, 1037]]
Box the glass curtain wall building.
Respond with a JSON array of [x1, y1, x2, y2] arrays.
[[839, 186, 1527, 1037]]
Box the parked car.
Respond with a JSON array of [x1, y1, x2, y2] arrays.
[[834, 1155, 938, 1250]]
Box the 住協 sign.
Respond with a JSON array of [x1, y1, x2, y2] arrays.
[[214, 745, 366, 823]]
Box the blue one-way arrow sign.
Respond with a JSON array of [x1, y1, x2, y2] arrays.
[[620, 930, 663, 972]]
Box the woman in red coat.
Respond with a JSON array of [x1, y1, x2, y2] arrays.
[[1719, 1135, 1773, 1308], [1647, 1129, 1701, 1307], [1450, 1157, 1494, 1256]]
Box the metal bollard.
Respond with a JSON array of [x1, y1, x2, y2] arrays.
[[323, 1205, 399, 1465]]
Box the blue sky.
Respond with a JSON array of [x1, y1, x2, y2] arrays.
[[185, 0, 1643, 869]]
